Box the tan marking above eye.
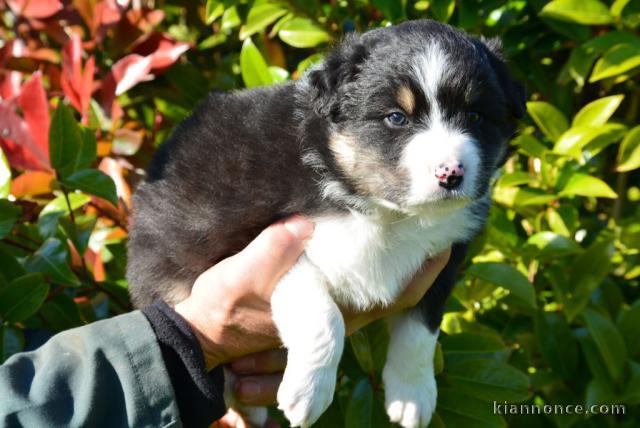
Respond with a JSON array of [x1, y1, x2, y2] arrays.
[[397, 86, 415, 115]]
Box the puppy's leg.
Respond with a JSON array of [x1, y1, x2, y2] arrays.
[[223, 368, 269, 427], [383, 243, 468, 428], [383, 310, 438, 428], [272, 256, 344, 427]]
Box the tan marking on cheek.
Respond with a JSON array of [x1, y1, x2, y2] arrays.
[[397, 86, 415, 114], [329, 132, 402, 198]]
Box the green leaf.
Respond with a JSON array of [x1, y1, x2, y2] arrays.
[[40, 293, 84, 331], [440, 332, 510, 364], [25, 238, 80, 286], [583, 309, 628, 382], [496, 172, 534, 188], [75, 127, 98, 173], [49, 104, 84, 178], [372, 0, 406, 21], [437, 388, 507, 428], [297, 53, 324, 74], [240, 38, 273, 88], [567, 46, 600, 87], [513, 134, 548, 158], [564, 235, 615, 320], [278, 18, 331, 48], [345, 378, 373, 428], [268, 66, 289, 83], [0, 147, 10, 198], [240, 3, 288, 40], [0, 247, 27, 282], [560, 173, 617, 198], [577, 328, 614, 385], [61, 169, 118, 207], [467, 263, 536, 308], [446, 359, 531, 402], [527, 232, 583, 258], [0, 200, 21, 239], [494, 187, 556, 207], [0, 273, 49, 323], [527, 101, 569, 142], [554, 124, 627, 158], [59, 215, 96, 256], [205, 0, 224, 24], [220, 6, 240, 31], [590, 43, 640, 82], [540, 0, 612, 25], [572, 95, 624, 127], [617, 125, 640, 172], [38, 193, 91, 239], [350, 329, 375, 373], [618, 300, 640, 358], [431, 0, 455, 22], [535, 312, 578, 378]]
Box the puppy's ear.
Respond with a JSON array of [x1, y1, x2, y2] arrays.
[[478, 37, 527, 120], [308, 33, 369, 119]]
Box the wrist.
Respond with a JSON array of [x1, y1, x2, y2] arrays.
[[174, 299, 227, 370]]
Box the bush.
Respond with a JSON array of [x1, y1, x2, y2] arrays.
[[0, 0, 639, 426]]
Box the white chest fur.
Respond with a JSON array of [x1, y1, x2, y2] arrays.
[[304, 202, 484, 310]]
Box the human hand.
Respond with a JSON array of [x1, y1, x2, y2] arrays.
[[174, 215, 315, 370]]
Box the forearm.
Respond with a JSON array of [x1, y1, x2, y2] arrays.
[[0, 311, 180, 427], [0, 307, 227, 428]]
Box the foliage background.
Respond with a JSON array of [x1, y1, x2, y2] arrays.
[[0, 0, 639, 426]]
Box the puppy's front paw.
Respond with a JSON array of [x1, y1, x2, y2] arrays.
[[277, 366, 336, 427], [383, 367, 437, 428]]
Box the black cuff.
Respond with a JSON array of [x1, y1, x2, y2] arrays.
[[142, 300, 226, 427]]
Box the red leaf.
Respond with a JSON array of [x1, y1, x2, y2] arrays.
[[133, 33, 190, 70], [99, 157, 131, 208], [111, 54, 153, 96], [0, 103, 49, 171], [81, 56, 95, 118], [10, 170, 55, 197], [95, 0, 131, 41], [0, 39, 26, 101], [61, 35, 95, 120], [17, 72, 50, 167], [6, 0, 63, 18]]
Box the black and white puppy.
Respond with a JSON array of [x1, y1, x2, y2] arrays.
[[127, 19, 525, 428]]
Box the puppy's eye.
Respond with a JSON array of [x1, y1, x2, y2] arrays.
[[467, 111, 483, 126], [385, 112, 408, 127]]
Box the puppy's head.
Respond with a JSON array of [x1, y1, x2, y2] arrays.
[[307, 20, 525, 214]]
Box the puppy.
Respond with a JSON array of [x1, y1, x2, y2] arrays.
[[127, 19, 525, 428]]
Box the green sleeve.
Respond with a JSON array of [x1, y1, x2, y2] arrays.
[[0, 311, 181, 427]]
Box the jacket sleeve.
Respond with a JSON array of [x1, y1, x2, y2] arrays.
[[0, 311, 183, 427]]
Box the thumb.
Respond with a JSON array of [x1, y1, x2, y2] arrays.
[[228, 215, 314, 292]]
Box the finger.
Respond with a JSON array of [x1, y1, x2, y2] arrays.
[[235, 374, 283, 406], [230, 348, 287, 374], [414, 247, 452, 284], [229, 215, 314, 294], [399, 247, 453, 308]]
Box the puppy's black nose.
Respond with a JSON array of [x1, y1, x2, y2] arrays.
[[435, 162, 464, 190]]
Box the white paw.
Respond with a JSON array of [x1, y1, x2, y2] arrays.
[[277, 366, 336, 427], [383, 368, 437, 428]]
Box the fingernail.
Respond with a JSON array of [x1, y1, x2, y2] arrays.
[[283, 215, 314, 240], [237, 379, 261, 400], [231, 357, 255, 373]]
